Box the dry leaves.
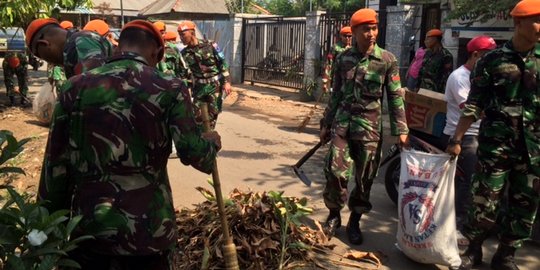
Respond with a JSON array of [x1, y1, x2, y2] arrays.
[[174, 188, 385, 269], [175, 188, 335, 269]]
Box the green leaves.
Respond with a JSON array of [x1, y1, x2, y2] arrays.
[[0, 0, 93, 27], [446, 0, 518, 24], [0, 130, 30, 176], [0, 186, 92, 269]]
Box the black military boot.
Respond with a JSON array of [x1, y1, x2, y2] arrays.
[[323, 209, 341, 240], [458, 240, 483, 270], [346, 212, 363, 245], [8, 96, 16, 106], [491, 244, 519, 270]]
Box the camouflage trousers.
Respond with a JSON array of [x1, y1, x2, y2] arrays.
[[2, 63, 29, 97], [67, 247, 173, 270], [323, 134, 382, 214], [463, 145, 540, 248], [192, 81, 224, 130]]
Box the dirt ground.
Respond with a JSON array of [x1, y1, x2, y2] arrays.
[[0, 78, 322, 195]]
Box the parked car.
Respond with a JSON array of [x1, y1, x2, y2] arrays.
[[0, 27, 26, 57]]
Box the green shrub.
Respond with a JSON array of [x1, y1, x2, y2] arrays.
[[0, 130, 92, 269]]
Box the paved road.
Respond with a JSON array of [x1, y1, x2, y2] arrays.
[[3, 64, 538, 270], [166, 87, 540, 270]]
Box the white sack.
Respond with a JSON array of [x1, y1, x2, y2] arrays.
[[396, 149, 461, 268]]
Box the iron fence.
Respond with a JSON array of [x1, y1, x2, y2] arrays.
[[242, 17, 306, 89]]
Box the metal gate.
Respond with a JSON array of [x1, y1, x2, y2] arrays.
[[319, 12, 351, 65], [242, 17, 306, 89], [319, 10, 388, 63]]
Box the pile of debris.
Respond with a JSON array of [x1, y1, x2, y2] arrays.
[[174, 187, 382, 269]]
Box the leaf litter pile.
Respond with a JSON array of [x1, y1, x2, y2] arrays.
[[174, 187, 383, 269]]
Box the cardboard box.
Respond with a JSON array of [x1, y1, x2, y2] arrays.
[[404, 88, 447, 137]]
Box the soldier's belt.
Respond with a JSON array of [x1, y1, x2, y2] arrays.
[[196, 74, 223, 84]]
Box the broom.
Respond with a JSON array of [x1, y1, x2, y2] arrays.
[[297, 91, 325, 133], [200, 103, 239, 270]]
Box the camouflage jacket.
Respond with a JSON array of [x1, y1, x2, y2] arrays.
[[322, 45, 409, 141], [323, 41, 348, 82], [39, 52, 218, 255], [2, 51, 28, 69], [47, 65, 67, 94], [63, 29, 113, 79], [157, 41, 190, 78], [463, 40, 540, 165], [180, 39, 230, 82], [418, 47, 453, 93], [47, 65, 67, 82]]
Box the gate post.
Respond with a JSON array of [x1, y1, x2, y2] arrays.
[[385, 5, 416, 80], [301, 10, 323, 102], [230, 14, 244, 84]]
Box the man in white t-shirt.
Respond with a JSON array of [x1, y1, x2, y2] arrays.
[[442, 35, 496, 232]]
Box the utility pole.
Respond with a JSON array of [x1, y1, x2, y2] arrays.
[[120, 0, 124, 27]]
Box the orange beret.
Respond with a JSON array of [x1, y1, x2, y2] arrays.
[[350, 8, 378, 27], [510, 0, 540, 18], [122, 20, 165, 61], [60, 20, 74, 30], [178, 20, 196, 32], [83, 19, 109, 36], [339, 26, 352, 35], [25, 18, 60, 48], [153, 21, 166, 32], [163, 31, 178, 41], [426, 29, 443, 37]]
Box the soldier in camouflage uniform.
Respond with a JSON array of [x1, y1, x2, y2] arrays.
[[417, 29, 453, 93], [447, 1, 540, 269], [46, 20, 71, 94], [157, 31, 189, 78], [47, 64, 67, 95], [320, 8, 409, 245], [322, 26, 352, 92], [2, 51, 29, 106], [26, 18, 113, 79], [38, 20, 221, 269], [178, 20, 232, 129]]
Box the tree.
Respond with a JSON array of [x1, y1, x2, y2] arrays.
[[0, 0, 93, 28], [399, 0, 517, 24], [254, 0, 364, 16], [226, 0, 257, 14], [447, 0, 517, 23]]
